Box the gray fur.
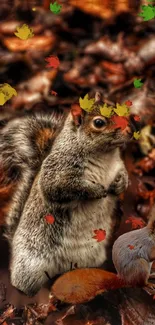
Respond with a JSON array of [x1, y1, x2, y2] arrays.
[[8, 111, 129, 296], [112, 227, 154, 285]]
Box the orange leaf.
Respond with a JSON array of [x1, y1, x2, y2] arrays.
[[110, 115, 128, 131], [133, 115, 140, 121], [125, 100, 132, 107], [93, 229, 106, 242], [125, 216, 145, 229], [45, 55, 60, 68], [44, 215, 55, 224], [51, 268, 124, 304], [51, 90, 58, 96], [128, 245, 135, 250]]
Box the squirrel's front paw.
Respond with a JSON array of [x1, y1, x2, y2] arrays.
[[91, 182, 107, 199], [108, 171, 128, 196]]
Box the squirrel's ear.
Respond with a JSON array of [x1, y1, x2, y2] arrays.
[[95, 92, 102, 102], [71, 104, 84, 126]]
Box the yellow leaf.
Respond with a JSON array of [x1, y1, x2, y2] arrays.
[[0, 83, 17, 99], [0, 92, 6, 105], [14, 24, 34, 40], [133, 131, 141, 140], [0, 83, 17, 103], [79, 94, 95, 112], [100, 103, 114, 118], [114, 103, 130, 116]]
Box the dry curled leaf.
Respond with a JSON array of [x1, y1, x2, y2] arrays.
[[0, 305, 15, 324], [69, 0, 131, 19], [3, 35, 55, 52]]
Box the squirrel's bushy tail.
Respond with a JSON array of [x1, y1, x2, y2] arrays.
[[0, 112, 65, 235]]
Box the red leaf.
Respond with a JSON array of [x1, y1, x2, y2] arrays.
[[125, 100, 132, 107], [45, 55, 60, 68], [93, 229, 106, 242], [110, 115, 128, 131], [128, 245, 135, 250], [133, 115, 140, 121], [125, 216, 145, 229], [44, 215, 55, 224], [153, 295, 155, 300], [51, 90, 58, 96]]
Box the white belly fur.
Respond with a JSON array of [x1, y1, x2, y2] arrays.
[[59, 149, 123, 270]]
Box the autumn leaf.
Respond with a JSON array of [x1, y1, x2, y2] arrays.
[[110, 115, 128, 131], [44, 215, 55, 224], [14, 24, 34, 40], [133, 115, 140, 121], [128, 245, 135, 250], [153, 295, 155, 300], [125, 216, 145, 229], [0, 93, 6, 106], [100, 103, 114, 118], [125, 100, 132, 107], [0, 83, 17, 105], [51, 90, 58, 96], [79, 94, 95, 112], [133, 131, 141, 140], [114, 103, 130, 117], [45, 55, 60, 68], [93, 229, 106, 242]]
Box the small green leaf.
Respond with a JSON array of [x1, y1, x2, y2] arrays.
[[133, 78, 143, 88], [50, 1, 62, 14]]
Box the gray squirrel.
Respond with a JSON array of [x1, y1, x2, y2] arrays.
[[112, 204, 155, 294], [0, 92, 140, 296]]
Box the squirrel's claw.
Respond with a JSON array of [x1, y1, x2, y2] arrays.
[[143, 282, 155, 295]]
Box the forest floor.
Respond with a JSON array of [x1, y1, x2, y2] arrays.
[[0, 0, 155, 324]]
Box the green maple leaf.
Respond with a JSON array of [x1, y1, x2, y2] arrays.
[[50, 1, 62, 14], [114, 103, 130, 117], [100, 103, 114, 118], [79, 94, 95, 112], [138, 4, 155, 21], [133, 78, 143, 88]]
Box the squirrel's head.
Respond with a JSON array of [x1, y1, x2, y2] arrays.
[[70, 92, 141, 153]]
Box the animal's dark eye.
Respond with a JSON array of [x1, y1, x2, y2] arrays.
[[93, 118, 106, 128]]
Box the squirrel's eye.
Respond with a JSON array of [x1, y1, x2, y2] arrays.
[[93, 118, 106, 128]]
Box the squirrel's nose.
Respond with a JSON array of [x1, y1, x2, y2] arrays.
[[129, 114, 141, 133]]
